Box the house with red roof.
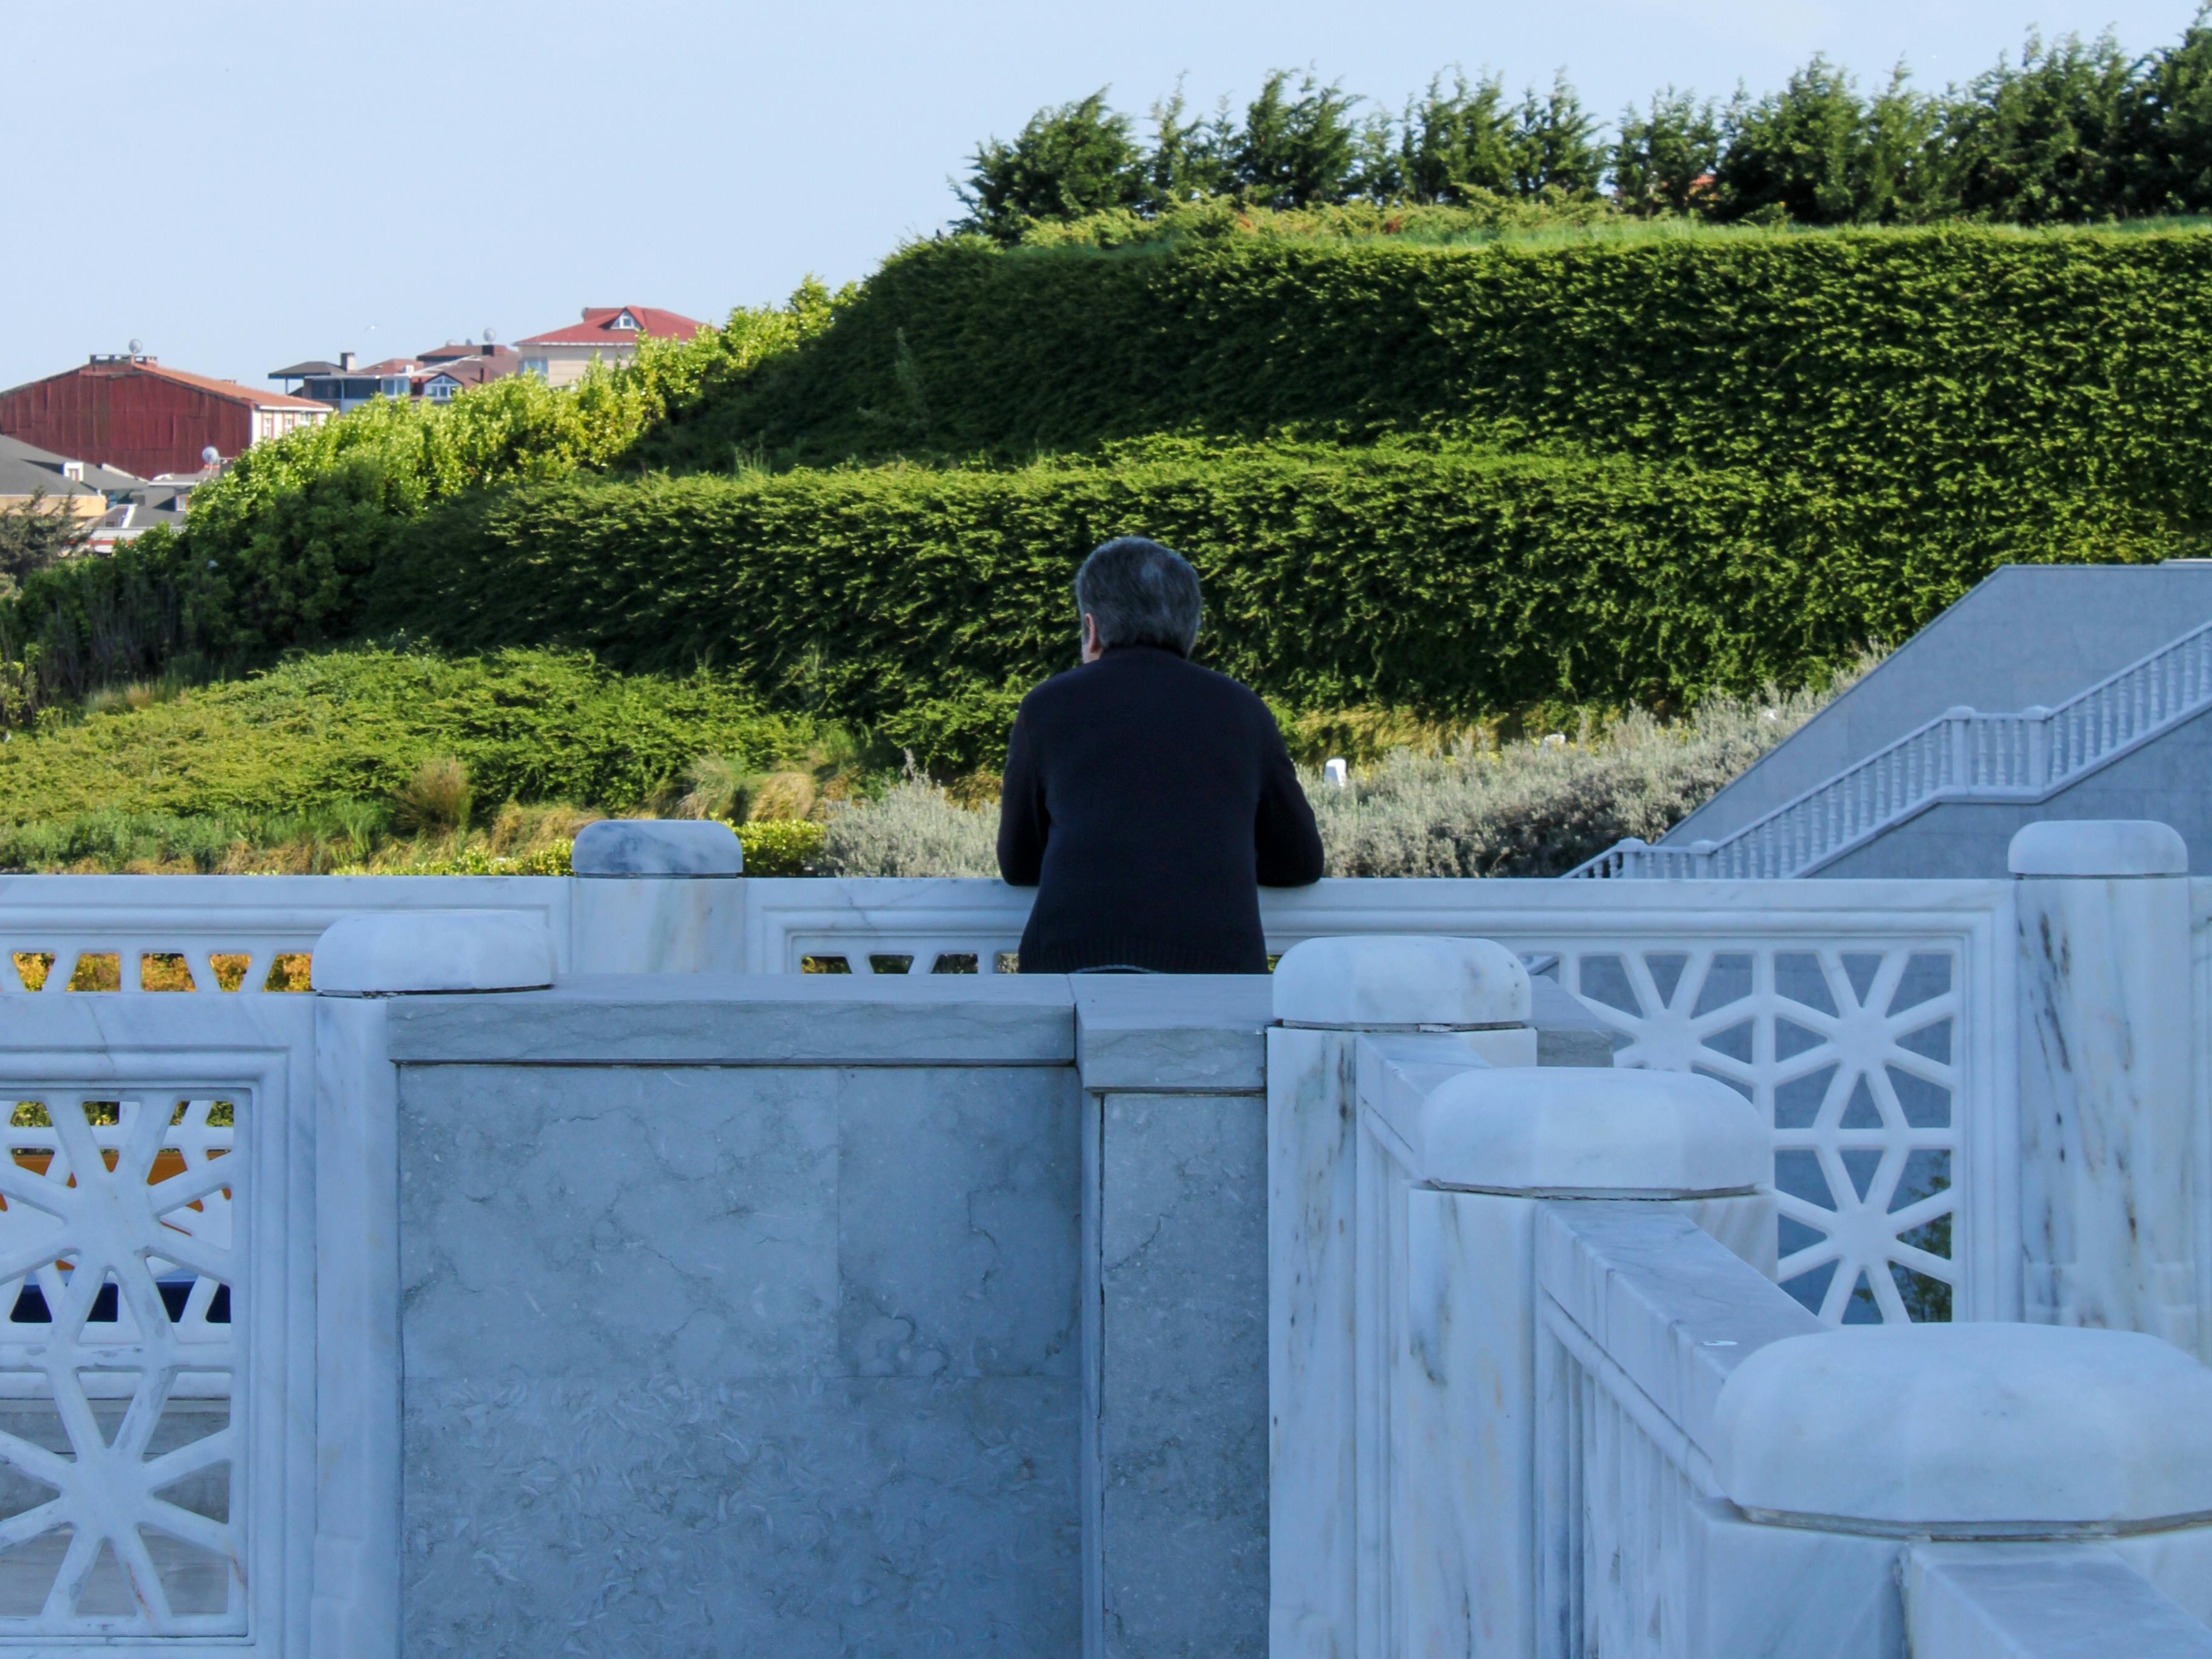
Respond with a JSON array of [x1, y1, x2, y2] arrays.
[[514, 306, 703, 387], [0, 354, 331, 480]]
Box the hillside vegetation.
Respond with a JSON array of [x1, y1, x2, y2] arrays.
[[633, 224, 2212, 512], [10, 224, 2205, 775], [8, 125, 2212, 868]]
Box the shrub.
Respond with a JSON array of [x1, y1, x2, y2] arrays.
[[820, 775, 1003, 876], [0, 644, 826, 826], [1305, 683, 1836, 875], [632, 225, 2212, 557], [737, 819, 828, 875], [808, 673, 1845, 876], [374, 436, 2072, 771], [392, 756, 473, 833]]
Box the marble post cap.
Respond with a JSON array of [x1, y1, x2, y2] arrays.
[[2008, 819, 2187, 878], [1271, 935, 1531, 1028], [1713, 1325, 2212, 1533], [571, 819, 743, 876], [1374, 1065, 1765, 1193], [311, 911, 556, 995]]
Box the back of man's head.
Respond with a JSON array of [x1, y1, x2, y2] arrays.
[[1076, 537, 1203, 657]]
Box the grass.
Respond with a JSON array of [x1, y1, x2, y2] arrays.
[[0, 644, 842, 871]]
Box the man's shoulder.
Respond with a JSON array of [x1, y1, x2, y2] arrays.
[[1020, 649, 1273, 724], [1017, 663, 1092, 718]]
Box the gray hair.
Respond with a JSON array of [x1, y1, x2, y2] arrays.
[[1074, 536, 1203, 656]]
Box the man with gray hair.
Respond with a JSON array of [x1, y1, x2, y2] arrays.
[[997, 536, 1324, 973]]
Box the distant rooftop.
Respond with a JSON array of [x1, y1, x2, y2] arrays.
[[0, 433, 146, 498], [514, 306, 703, 347], [71, 356, 330, 411]]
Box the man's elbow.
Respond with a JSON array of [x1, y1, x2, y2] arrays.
[[1259, 846, 1326, 888], [996, 841, 1042, 886]]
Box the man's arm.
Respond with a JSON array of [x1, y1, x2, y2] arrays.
[[1255, 716, 1325, 887], [996, 706, 1048, 886]]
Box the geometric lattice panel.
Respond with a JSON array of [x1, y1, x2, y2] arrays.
[[1554, 945, 1959, 1324], [0, 1093, 241, 1633]]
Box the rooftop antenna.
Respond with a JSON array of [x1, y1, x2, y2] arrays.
[[481, 327, 497, 344], [128, 338, 143, 355], [200, 446, 220, 468]]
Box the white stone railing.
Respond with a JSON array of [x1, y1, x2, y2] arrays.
[[1266, 932, 2212, 1659], [0, 868, 2200, 1650], [1568, 614, 2212, 880], [5, 819, 2208, 1347]]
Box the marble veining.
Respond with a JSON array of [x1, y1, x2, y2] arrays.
[[1096, 1092, 1269, 1659], [397, 1057, 1083, 1656], [2016, 867, 2202, 1356]]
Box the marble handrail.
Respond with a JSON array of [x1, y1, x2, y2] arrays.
[[1567, 616, 2212, 880]]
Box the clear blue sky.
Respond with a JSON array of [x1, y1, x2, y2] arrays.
[[2, 0, 2200, 393]]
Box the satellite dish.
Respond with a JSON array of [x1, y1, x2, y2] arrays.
[[128, 338, 143, 355], [482, 327, 497, 344], [201, 446, 221, 467]]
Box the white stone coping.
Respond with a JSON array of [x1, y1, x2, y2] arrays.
[[1906, 1544, 2212, 1657], [381, 973, 1077, 1063], [2009, 819, 2188, 878], [1364, 1060, 1767, 1196], [572, 819, 743, 877], [1713, 1325, 2212, 1534], [1271, 935, 1532, 1029], [310, 911, 556, 996]]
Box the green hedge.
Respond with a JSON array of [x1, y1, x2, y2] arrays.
[[370, 436, 2189, 770], [634, 227, 2212, 546]]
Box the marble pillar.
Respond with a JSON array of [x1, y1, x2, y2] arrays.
[[1267, 937, 1537, 1659], [570, 818, 746, 974], [309, 910, 562, 1659], [2011, 821, 2203, 1358]]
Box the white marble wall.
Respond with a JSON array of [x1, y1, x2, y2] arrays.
[[387, 982, 1085, 1658]]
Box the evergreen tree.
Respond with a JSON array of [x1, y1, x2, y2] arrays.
[[1141, 84, 1233, 212], [957, 91, 1144, 242], [1232, 70, 1364, 207], [1510, 71, 1605, 197], [1860, 66, 1954, 222], [0, 495, 90, 599], [1613, 88, 1722, 215], [1399, 72, 1515, 203], [1945, 32, 2140, 223], [2117, 10, 2212, 213], [1715, 56, 1872, 223]]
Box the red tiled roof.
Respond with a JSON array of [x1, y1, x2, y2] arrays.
[[514, 306, 703, 347], [106, 360, 332, 411]]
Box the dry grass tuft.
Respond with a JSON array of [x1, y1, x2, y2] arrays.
[[393, 756, 473, 835]]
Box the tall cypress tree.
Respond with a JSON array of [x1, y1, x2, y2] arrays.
[[1510, 71, 1605, 197], [1613, 88, 1723, 215], [1399, 72, 1515, 202], [957, 91, 1145, 242], [1232, 71, 1364, 207]]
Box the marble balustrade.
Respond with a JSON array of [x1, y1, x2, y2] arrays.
[[0, 818, 2205, 1655], [1257, 936, 2212, 1659]]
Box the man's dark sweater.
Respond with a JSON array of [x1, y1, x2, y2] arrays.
[[997, 644, 1325, 973]]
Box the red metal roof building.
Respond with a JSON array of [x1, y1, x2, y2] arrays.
[[514, 306, 704, 386], [0, 355, 331, 479]]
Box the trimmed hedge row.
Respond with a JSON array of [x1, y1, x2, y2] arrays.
[[635, 228, 2212, 543], [370, 437, 2187, 770]]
